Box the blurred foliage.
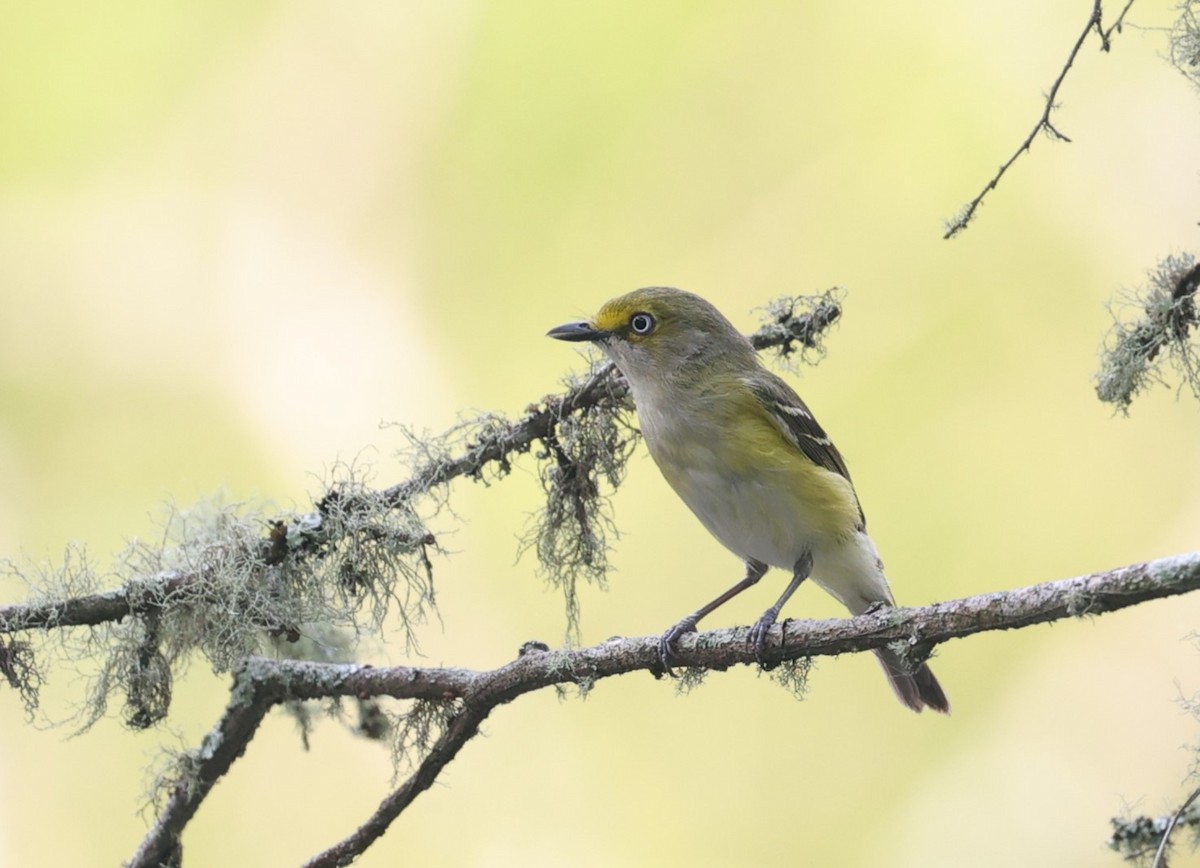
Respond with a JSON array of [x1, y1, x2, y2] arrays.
[[2, 2, 1200, 867]]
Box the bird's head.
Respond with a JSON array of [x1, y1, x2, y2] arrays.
[[547, 286, 754, 386]]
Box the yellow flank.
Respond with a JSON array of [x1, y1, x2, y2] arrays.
[[729, 406, 861, 537], [641, 382, 861, 568]]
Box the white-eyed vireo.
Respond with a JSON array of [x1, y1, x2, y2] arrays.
[[548, 286, 949, 713]]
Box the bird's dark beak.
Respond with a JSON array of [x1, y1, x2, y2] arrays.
[[547, 320, 607, 343]]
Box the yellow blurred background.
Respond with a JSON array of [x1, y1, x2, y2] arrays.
[[2, 2, 1200, 866]]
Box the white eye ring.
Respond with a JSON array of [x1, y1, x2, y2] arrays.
[[630, 312, 655, 335]]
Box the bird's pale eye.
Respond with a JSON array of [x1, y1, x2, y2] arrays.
[[629, 312, 656, 335]]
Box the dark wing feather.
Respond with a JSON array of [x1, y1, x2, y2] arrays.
[[745, 374, 852, 480]]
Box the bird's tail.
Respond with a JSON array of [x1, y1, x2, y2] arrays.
[[874, 648, 950, 714], [812, 532, 950, 713]]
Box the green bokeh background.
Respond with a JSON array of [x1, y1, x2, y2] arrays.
[[2, 3, 1199, 866]]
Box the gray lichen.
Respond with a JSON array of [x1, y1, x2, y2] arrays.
[[522, 363, 637, 644], [388, 698, 459, 782], [1172, 0, 1200, 88], [754, 288, 845, 367], [8, 472, 438, 734], [1095, 254, 1200, 413], [2, 291, 849, 778], [762, 656, 812, 701]]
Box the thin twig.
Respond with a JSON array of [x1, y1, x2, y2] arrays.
[[944, 0, 1136, 238], [1101, 0, 1138, 47], [1152, 785, 1200, 867]]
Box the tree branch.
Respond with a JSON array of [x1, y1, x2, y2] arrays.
[[0, 571, 191, 633], [1096, 255, 1200, 412], [300, 705, 488, 868], [130, 551, 1200, 865], [944, 0, 1136, 239], [1, 290, 844, 643]]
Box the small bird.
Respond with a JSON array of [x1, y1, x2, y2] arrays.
[[548, 286, 949, 713]]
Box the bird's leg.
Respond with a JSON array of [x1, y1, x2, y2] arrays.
[[748, 551, 813, 665], [659, 559, 769, 675]]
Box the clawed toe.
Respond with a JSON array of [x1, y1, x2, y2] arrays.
[[747, 609, 780, 667], [659, 616, 698, 676]]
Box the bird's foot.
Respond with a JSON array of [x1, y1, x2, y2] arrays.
[[658, 615, 699, 677], [747, 608, 781, 668]]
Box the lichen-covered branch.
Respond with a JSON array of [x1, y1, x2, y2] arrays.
[[0, 571, 189, 633], [131, 551, 1200, 866], [0, 290, 845, 724], [1, 289, 842, 644], [1096, 255, 1200, 412], [300, 704, 488, 868], [127, 657, 471, 868]]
